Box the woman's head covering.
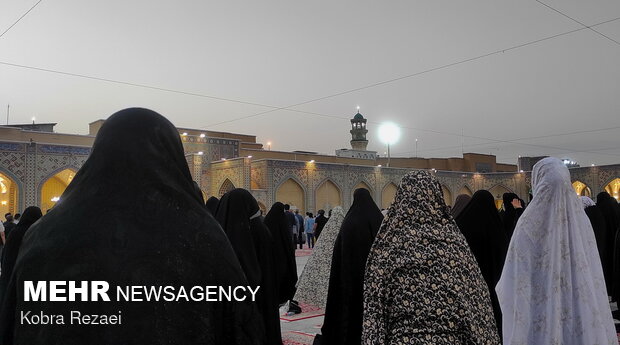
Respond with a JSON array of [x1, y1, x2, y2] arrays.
[[293, 206, 345, 308], [0, 108, 262, 345], [0, 206, 43, 305], [500, 192, 523, 239], [215, 188, 283, 344], [215, 188, 262, 286], [451, 194, 472, 218], [321, 188, 383, 345], [205, 196, 219, 215], [363, 170, 499, 345], [496, 157, 616, 344], [343, 188, 383, 235], [264, 202, 297, 303], [12, 206, 42, 230], [502, 192, 519, 211], [455, 189, 508, 334]]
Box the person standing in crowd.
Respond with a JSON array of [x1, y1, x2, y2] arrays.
[[498, 192, 523, 239], [497, 157, 616, 345], [2, 214, 15, 243], [294, 207, 345, 309], [0, 206, 43, 300], [363, 171, 500, 345], [314, 209, 328, 240], [294, 209, 305, 250], [205, 196, 219, 215], [451, 194, 472, 218], [597, 191, 620, 298], [455, 190, 508, 336], [0, 108, 263, 345], [582, 196, 608, 292], [264, 202, 298, 306], [317, 189, 383, 345], [12, 214, 20, 225], [284, 204, 297, 249], [215, 188, 282, 345], [304, 213, 315, 249]]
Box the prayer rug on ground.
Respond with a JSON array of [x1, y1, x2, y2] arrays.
[[295, 249, 313, 257], [282, 331, 315, 345], [280, 302, 324, 322]]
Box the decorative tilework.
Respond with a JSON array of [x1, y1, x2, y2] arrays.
[[0, 142, 24, 152], [38, 145, 91, 155]]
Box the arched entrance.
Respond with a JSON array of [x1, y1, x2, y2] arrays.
[[458, 185, 473, 196], [0, 172, 19, 216], [40, 168, 76, 212], [276, 178, 305, 213], [218, 179, 235, 197], [604, 178, 620, 201], [381, 182, 398, 210], [489, 184, 513, 210], [315, 179, 341, 212], [572, 181, 592, 197]]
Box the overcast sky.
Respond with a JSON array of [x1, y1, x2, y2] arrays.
[[1, 0, 619, 165]]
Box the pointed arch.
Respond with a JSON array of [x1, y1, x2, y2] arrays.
[[218, 179, 235, 197], [276, 178, 305, 213], [458, 185, 473, 197], [441, 184, 453, 206], [40, 168, 77, 212], [603, 178, 620, 201], [0, 170, 20, 216], [488, 184, 514, 209], [572, 180, 592, 197], [315, 179, 341, 211], [381, 182, 398, 210]]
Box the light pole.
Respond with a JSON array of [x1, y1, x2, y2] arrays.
[[267, 141, 272, 150], [415, 138, 418, 158], [378, 122, 401, 167]]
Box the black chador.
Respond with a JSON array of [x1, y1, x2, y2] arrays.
[[455, 190, 508, 335], [205, 196, 219, 215], [263, 202, 298, 304], [215, 188, 281, 345], [0, 108, 262, 345], [318, 188, 383, 345]]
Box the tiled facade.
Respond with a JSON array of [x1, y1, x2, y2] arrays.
[[1, 138, 619, 213]]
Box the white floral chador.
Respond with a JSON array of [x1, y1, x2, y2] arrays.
[[293, 207, 345, 309], [496, 157, 617, 345]]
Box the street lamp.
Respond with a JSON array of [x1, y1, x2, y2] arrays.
[[266, 141, 272, 150], [378, 122, 401, 167]]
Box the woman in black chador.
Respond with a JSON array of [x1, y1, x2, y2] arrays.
[[263, 202, 297, 305], [215, 188, 281, 345], [0, 206, 43, 300], [317, 188, 383, 345], [498, 192, 524, 239], [0, 108, 262, 345], [582, 196, 608, 294], [455, 190, 508, 335], [597, 192, 620, 300], [205, 196, 219, 215], [450, 194, 471, 218]]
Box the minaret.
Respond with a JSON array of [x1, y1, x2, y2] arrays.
[[350, 106, 368, 151]]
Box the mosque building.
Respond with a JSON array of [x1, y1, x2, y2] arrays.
[[1, 111, 619, 215]]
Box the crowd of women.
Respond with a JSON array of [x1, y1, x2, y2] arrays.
[[0, 108, 618, 344]]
